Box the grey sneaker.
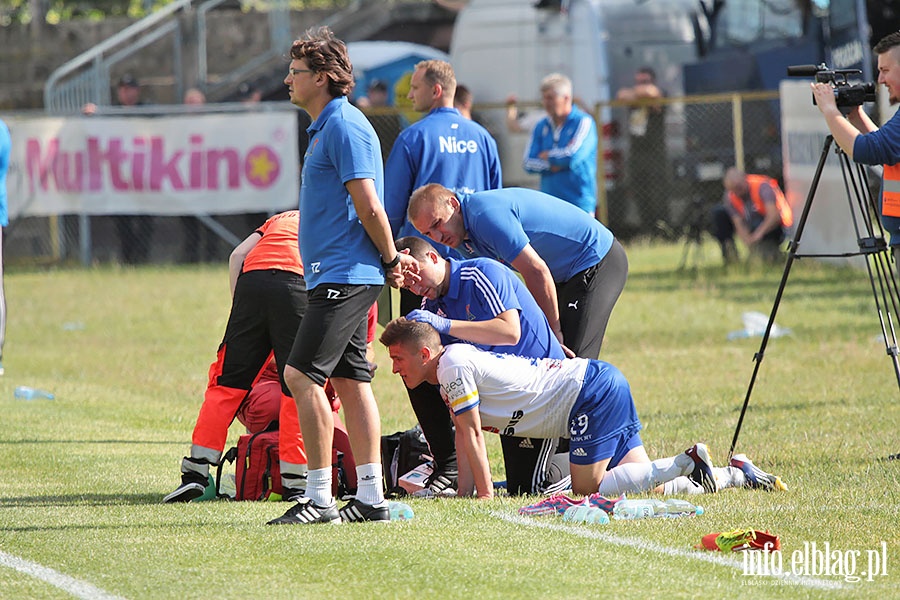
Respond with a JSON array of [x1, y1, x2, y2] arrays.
[[338, 498, 390, 523], [266, 497, 340, 525]]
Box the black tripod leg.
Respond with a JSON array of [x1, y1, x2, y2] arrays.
[[727, 136, 835, 461], [840, 156, 900, 389]]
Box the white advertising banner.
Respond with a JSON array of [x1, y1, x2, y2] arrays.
[[6, 111, 299, 217], [780, 80, 871, 267]]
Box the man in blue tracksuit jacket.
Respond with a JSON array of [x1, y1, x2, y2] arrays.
[[523, 72, 598, 217], [384, 60, 501, 256]]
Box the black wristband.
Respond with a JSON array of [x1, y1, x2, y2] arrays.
[[382, 253, 400, 270]]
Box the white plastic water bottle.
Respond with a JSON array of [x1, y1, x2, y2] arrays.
[[613, 497, 703, 520], [612, 498, 666, 520], [14, 386, 55, 400], [662, 498, 704, 517], [389, 501, 414, 521], [562, 505, 610, 524]]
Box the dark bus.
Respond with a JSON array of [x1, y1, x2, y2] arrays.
[[675, 0, 897, 210]]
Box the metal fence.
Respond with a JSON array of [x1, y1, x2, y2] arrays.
[[6, 90, 782, 267], [360, 90, 783, 244]]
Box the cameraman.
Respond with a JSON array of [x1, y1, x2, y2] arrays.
[[812, 32, 900, 265]]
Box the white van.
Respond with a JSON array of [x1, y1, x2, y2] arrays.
[[450, 0, 701, 197]]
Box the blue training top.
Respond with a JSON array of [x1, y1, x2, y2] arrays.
[[456, 188, 613, 282], [423, 257, 565, 359], [853, 109, 900, 246], [384, 107, 501, 256], [300, 96, 385, 289], [523, 105, 598, 215]]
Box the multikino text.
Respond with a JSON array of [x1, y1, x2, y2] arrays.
[[743, 541, 888, 583], [25, 135, 279, 194]]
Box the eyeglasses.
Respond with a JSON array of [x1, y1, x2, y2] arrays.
[[289, 68, 314, 76]]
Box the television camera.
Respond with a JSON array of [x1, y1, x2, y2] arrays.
[[787, 63, 876, 108]]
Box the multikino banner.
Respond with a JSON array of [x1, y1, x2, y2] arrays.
[[6, 110, 299, 217]]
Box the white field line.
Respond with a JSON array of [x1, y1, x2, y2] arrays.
[[0, 550, 126, 600], [493, 511, 844, 591]]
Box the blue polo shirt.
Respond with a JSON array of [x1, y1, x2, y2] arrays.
[[384, 107, 501, 256], [300, 96, 384, 289], [456, 188, 613, 282], [423, 257, 564, 359]]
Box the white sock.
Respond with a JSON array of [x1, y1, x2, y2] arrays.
[[354, 463, 385, 506], [597, 455, 686, 496], [305, 467, 333, 507], [662, 476, 704, 494], [662, 465, 741, 494], [717, 466, 745, 490]]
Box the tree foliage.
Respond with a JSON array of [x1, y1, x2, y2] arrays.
[[0, 0, 353, 25], [1, 0, 166, 24]]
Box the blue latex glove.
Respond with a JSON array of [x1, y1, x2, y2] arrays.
[[405, 309, 452, 335]]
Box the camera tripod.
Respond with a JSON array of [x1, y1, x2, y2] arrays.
[[677, 197, 709, 270], [728, 134, 900, 459]]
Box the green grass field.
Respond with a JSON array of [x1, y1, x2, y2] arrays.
[[1, 240, 898, 599]]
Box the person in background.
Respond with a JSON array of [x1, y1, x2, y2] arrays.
[[179, 87, 219, 263], [233, 80, 272, 232], [183, 87, 206, 106], [709, 168, 792, 263], [616, 67, 671, 236], [454, 84, 501, 139], [237, 80, 263, 105], [84, 74, 156, 264], [269, 26, 416, 526], [383, 59, 502, 498], [385, 60, 501, 251], [453, 84, 473, 120], [82, 73, 148, 115], [523, 73, 599, 218], [358, 79, 389, 108], [0, 117, 9, 375], [357, 79, 408, 164]]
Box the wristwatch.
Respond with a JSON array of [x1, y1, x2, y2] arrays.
[[382, 253, 401, 270]]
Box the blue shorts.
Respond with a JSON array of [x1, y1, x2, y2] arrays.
[[567, 360, 643, 466]]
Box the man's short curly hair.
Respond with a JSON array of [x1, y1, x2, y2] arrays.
[[290, 26, 354, 98]]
